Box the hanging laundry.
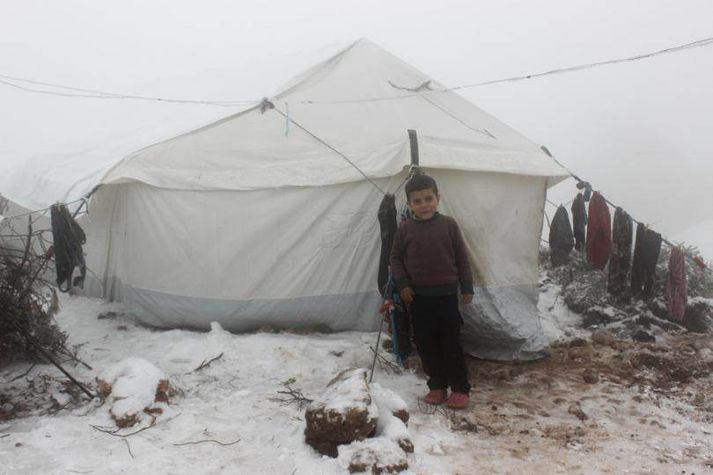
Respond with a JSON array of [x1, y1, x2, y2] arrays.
[[607, 208, 633, 295], [50, 204, 87, 292], [377, 193, 397, 295], [692, 255, 707, 270], [548, 205, 574, 267], [630, 223, 662, 299], [666, 247, 688, 321], [585, 191, 611, 270], [576, 181, 593, 201], [571, 193, 587, 251]]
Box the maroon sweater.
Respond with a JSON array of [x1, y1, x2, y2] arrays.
[[389, 213, 474, 296]]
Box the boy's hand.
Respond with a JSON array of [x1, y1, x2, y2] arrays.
[[462, 293, 473, 304], [400, 287, 415, 304]]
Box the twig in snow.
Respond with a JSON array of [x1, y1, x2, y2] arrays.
[[274, 378, 313, 408], [173, 437, 241, 447], [123, 439, 134, 458], [89, 424, 120, 435], [10, 363, 36, 382], [416, 397, 457, 418], [61, 344, 93, 370], [368, 346, 402, 374], [193, 352, 224, 372], [416, 397, 440, 415], [89, 414, 181, 438], [0, 433, 10, 439]]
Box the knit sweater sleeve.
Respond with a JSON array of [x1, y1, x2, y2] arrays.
[[389, 225, 410, 290], [450, 219, 474, 294]]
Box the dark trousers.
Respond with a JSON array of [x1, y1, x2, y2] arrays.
[[392, 308, 412, 360], [411, 294, 471, 394]]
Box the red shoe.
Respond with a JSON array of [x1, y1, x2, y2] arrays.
[[446, 392, 470, 409], [424, 389, 447, 405]]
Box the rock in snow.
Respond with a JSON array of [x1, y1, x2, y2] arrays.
[[96, 357, 174, 428], [304, 368, 378, 457], [304, 368, 414, 470], [339, 438, 409, 474]]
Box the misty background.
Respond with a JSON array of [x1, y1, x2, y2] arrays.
[[1, 0, 711, 255]]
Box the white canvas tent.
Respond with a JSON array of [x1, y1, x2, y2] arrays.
[[3, 39, 568, 360]]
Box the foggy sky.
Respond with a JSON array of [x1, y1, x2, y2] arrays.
[[1, 0, 712, 254]]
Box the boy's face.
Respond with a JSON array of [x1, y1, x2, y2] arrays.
[[408, 187, 440, 220]]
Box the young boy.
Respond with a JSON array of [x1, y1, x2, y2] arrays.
[[389, 173, 473, 409]]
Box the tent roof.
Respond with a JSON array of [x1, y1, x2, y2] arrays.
[[2, 39, 568, 208], [101, 39, 568, 191]]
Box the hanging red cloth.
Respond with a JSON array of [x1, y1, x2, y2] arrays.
[[666, 247, 688, 321], [692, 255, 707, 270], [586, 191, 611, 270]]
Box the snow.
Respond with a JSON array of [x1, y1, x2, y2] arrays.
[[311, 368, 376, 415], [337, 438, 406, 472], [537, 275, 585, 342], [370, 383, 408, 419], [98, 357, 169, 427], [1, 293, 713, 474], [369, 384, 411, 448]]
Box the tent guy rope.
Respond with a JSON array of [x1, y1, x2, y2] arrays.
[[266, 99, 387, 195], [2, 35, 712, 106]]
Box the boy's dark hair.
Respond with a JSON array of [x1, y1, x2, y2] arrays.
[[405, 173, 438, 201]]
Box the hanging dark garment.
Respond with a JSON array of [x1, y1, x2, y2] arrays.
[[585, 192, 611, 270], [548, 205, 574, 267], [50, 204, 87, 292], [630, 223, 662, 299], [377, 193, 398, 296], [607, 208, 633, 295], [583, 184, 592, 202], [576, 181, 593, 201], [571, 193, 587, 251], [666, 247, 688, 321]]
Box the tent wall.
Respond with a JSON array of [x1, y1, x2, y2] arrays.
[[83, 175, 404, 331], [82, 168, 547, 359], [430, 169, 547, 360]]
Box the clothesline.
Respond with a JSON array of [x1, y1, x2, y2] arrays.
[[560, 190, 678, 246], [4, 35, 713, 107], [547, 189, 679, 251], [542, 154, 689, 257], [0, 187, 97, 226]]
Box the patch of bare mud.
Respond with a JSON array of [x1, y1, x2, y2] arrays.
[[458, 332, 713, 470]]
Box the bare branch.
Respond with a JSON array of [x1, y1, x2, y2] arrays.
[[193, 352, 224, 372], [173, 437, 241, 447], [123, 439, 134, 458], [369, 346, 402, 374], [89, 413, 181, 438], [273, 379, 313, 408], [90, 423, 154, 438], [10, 363, 36, 382]]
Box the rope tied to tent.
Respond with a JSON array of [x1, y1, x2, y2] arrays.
[[263, 99, 387, 195], [0, 185, 99, 226]]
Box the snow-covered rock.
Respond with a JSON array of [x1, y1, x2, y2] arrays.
[[97, 357, 174, 428], [370, 383, 412, 453], [338, 438, 409, 474], [304, 368, 378, 457]]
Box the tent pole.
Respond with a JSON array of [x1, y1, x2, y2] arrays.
[[369, 318, 385, 383], [407, 129, 419, 166]]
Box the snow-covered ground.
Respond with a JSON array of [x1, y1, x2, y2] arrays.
[[1, 292, 712, 474]]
